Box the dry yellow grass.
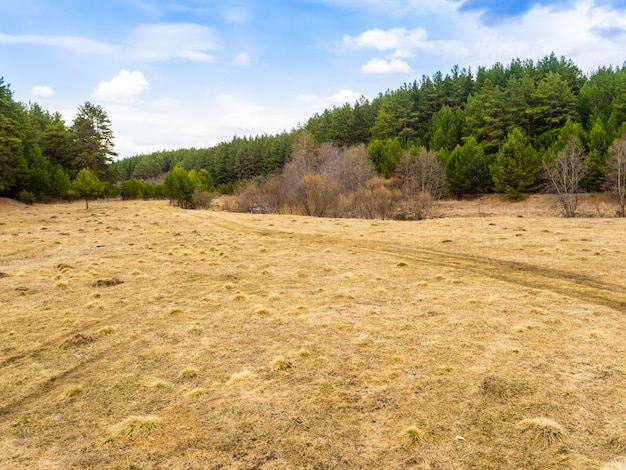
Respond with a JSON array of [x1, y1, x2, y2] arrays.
[[1, 198, 626, 469]]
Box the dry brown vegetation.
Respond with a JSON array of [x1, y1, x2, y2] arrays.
[[1, 196, 625, 469]]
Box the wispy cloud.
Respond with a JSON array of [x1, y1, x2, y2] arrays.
[[0, 23, 220, 63], [296, 88, 365, 107], [0, 32, 115, 55], [125, 23, 219, 62]]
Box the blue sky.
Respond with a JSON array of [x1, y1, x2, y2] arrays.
[[2, 0, 626, 158]]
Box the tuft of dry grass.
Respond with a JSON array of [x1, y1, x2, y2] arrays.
[[403, 426, 425, 444], [106, 415, 159, 442], [271, 355, 293, 371], [603, 458, 626, 470], [517, 417, 566, 444], [62, 385, 83, 399], [227, 369, 254, 384], [179, 367, 198, 380]]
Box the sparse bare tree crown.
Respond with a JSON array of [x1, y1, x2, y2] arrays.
[[542, 136, 588, 217]]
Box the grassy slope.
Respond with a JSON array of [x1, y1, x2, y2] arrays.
[[0, 199, 625, 469]]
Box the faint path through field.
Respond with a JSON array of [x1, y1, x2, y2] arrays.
[[192, 210, 626, 312]]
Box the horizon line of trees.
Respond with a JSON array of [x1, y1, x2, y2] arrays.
[[116, 54, 626, 189], [4, 53, 626, 215]]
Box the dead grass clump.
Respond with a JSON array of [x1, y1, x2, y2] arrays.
[[517, 417, 565, 444], [187, 325, 204, 335], [356, 333, 372, 346], [63, 385, 83, 399], [188, 388, 207, 398], [603, 457, 626, 470], [481, 375, 533, 400], [148, 380, 169, 389], [62, 333, 95, 348], [99, 325, 115, 335], [0, 271, 9, 278], [92, 278, 123, 287], [179, 367, 198, 380], [56, 263, 72, 270], [227, 369, 254, 384], [403, 426, 425, 444], [255, 306, 271, 316], [106, 415, 159, 442], [272, 356, 294, 371]]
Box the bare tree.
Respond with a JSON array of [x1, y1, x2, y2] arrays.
[[260, 174, 289, 214], [396, 149, 446, 219], [285, 131, 320, 182], [234, 179, 263, 213], [320, 144, 374, 194], [296, 173, 339, 217], [542, 137, 588, 217], [607, 131, 626, 217]]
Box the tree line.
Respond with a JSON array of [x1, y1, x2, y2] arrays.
[[3, 53, 626, 216], [0, 76, 117, 204]]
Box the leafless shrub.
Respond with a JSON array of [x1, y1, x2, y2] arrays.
[[320, 144, 374, 194], [542, 137, 588, 217], [355, 177, 400, 219], [261, 174, 289, 213], [296, 173, 339, 217], [396, 150, 446, 219], [191, 190, 215, 210], [234, 180, 264, 213]]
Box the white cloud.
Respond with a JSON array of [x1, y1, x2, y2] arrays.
[[102, 93, 301, 157], [344, 27, 428, 58], [343, 26, 461, 73], [90, 70, 149, 103], [234, 52, 251, 66], [126, 23, 218, 62], [29, 85, 55, 98], [0, 23, 220, 64], [445, 1, 626, 73], [0, 32, 115, 55], [296, 88, 365, 107], [361, 58, 412, 74], [327, 89, 364, 103]]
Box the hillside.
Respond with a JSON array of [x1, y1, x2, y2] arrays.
[[1, 199, 625, 468]]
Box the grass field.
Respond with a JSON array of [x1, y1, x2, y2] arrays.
[[1, 198, 625, 469]]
